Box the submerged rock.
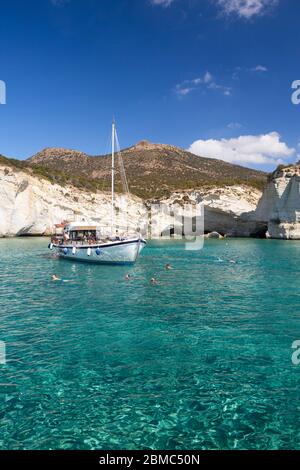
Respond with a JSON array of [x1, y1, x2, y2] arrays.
[[206, 231, 223, 239]]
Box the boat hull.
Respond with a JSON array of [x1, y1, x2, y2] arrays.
[[50, 238, 146, 265]]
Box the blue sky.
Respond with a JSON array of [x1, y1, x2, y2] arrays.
[[0, 0, 299, 171]]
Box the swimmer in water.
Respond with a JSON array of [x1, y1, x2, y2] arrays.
[[165, 263, 173, 270], [124, 274, 132, 281], [51, 274, 72, 283], [150, 277, 158, 285]]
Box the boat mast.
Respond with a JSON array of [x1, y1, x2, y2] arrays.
[[111, 120, 115, 235]]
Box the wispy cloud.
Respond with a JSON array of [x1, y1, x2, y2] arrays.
[[227, 122, 242, 129], [215, 0, 278, 19], [189, 131, 294, 167], [151, 0, 279, 18], [232, 64, 268, 79], [50, 0, 70, 6], [175, 71, 231, 97], [251, 64, 268, 72], [151, 0, 175, 6]]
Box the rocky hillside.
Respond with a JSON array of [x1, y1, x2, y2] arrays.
[[27, 140, 267, 199]]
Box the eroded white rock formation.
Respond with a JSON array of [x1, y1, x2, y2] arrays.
[[0, 164, 264, 238], [0, 166, 145, 237], [163, 187, 264, 237], [255, 164, 300, 239]]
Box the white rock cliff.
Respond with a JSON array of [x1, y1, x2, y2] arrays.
[[255, 164, 300, 239], [0, 164, 264, 238]]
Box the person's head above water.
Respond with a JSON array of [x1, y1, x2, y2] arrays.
[[51, 274, 60, 281]]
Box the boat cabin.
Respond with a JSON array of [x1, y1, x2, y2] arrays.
[[64, 224, 101, 242]]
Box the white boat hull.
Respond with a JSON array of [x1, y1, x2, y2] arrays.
[[50, 238, 146, 265]]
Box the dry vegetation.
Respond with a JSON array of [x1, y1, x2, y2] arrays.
[[1, 141, 268, 199]]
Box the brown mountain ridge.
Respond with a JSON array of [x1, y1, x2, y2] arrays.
[[26, 140, 267, 199]]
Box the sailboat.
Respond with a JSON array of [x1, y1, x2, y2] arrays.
[[48, 122, 146, 264]]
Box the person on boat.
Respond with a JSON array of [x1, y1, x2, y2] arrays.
[[51, 274, 61, 281], [63, 232, 70, 244], [165, 263, 173, 270]]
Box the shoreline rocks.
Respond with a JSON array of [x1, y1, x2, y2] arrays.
[[205, 231, 223, 239]]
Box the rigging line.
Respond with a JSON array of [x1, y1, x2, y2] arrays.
[[103, 125, 115, 187], [115, 128, 130, 195], [104, 130, 111, 158]]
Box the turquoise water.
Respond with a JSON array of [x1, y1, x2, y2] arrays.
[[0, 237, 300, 450]]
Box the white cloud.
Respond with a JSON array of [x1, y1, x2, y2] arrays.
[[251, 64, 268, 72], [188, 132, 294, 166], [232, 64, 268, 80], [175, 71, 231, 97], [150, 0, 279, 17], [227, 122, 242, 129], [50, 0, 70, 5], [176, 87, 193, 96], [151, 0, 175, 6], [203, 71, 213, 83], [215, 0, 278, 19]]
